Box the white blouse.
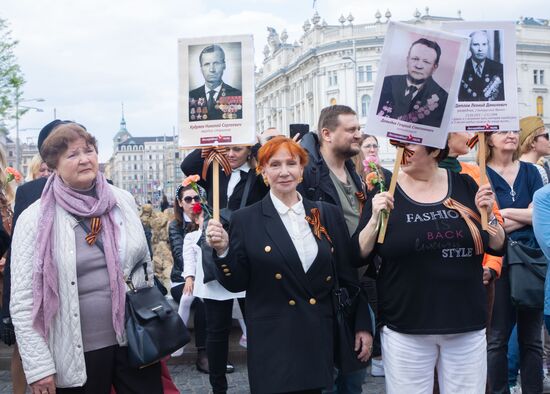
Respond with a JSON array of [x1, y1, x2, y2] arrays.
[[270, 192, 318, 273]]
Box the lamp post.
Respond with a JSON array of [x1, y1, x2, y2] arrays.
[[343, 40, 358, 113], [15, 92, 45, 171]]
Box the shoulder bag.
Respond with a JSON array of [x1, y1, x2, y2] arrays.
[[507, 239, 547, 309], [202, 170, 255, 284], [74, 217, 190, 368], [317, 203, 370, 374], [485, 174, 547, 310]]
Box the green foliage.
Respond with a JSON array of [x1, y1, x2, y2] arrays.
[[0, 17, 25, 121]]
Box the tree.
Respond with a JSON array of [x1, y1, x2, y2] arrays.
[[0, 17, 25, 121]]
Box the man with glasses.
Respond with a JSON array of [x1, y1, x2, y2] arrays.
[[376, 38, 448, 128]]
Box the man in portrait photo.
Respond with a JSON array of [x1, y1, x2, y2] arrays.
[[189, 44, 243, 122], [458, 30, 504, 102], [376, 38, 448, 128]]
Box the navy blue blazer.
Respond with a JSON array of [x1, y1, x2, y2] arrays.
[[214, 195, 372, 393]]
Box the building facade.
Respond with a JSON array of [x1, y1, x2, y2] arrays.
[[256, 9, 550, 165], [4, 136, 39, 178], [109, 115, 182, 205]]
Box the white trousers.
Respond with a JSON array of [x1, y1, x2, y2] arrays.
[[381, 326, 487, 394]]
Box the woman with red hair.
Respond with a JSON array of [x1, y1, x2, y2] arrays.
[[206, 136, 373, 393]]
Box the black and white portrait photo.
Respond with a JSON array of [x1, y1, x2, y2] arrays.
[[376, 38, 449, 128], [458, 30, 505, 102], [188, 42, 243, 122]]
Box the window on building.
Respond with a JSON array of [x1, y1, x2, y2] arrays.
[[327, 71, 338, 87], [537, 96, 544, 117], [358, 66, 365, 83], [361, 95, 371, 117], [366, 65, 373, 82], [534, 70, 544, 85]]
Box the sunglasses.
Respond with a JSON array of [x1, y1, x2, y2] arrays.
[[494, 130, 520, 136], [183, 196, 201, 204], [535, 132, 550, 141]]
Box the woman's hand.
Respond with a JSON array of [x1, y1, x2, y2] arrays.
[[371, 192, 394, 221], [30, 374, 56, 394], [475, 183, 495, 216], [206, 219, 229, 255], [355, 330, 373, 362], [183, 277, 194, 296]]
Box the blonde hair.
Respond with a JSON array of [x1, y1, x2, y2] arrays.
[[477, 132, 520, 165], [25, 153, 45, 182], [0, 148, 15, 205]]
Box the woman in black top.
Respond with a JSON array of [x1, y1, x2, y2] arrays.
[[354, 142, 506, 393]]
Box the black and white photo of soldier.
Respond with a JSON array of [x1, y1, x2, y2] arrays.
[[189, 44, 242, 121], [376, 38, 449, 128], [458, 30, 504, 102]]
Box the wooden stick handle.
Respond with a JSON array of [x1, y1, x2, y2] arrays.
[[377, 147, 404, 244], [213, 160, 220, 221], [478, 132, 488, 230]]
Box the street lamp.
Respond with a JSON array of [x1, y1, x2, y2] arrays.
[[343, 40, 358, 113], [15, 94, 45, 170]]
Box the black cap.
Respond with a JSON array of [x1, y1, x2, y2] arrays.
[[37, 120, 73, 154]]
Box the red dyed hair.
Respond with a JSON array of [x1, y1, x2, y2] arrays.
[[256, 136, 309, 174]]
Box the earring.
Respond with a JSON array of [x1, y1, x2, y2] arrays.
[[263, 177, 269, 186], [298, 176, 303, 183]]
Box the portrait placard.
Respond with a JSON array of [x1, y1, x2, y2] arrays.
[[178, 35, 255, 148], [367, 22, 469, 148], [442, 21, 519, 132]]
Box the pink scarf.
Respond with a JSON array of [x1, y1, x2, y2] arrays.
[[32, 172, 125, 339]]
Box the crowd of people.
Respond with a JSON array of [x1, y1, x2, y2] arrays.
[[0, 107, 548, 394]]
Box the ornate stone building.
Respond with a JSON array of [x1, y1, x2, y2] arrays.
[[256, 9, 550, 165], [109, 112, 181, 205]]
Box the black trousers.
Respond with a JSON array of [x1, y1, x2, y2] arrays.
[[487, 267, 543, 393], [171, 283, 207, 349], [56, 345, 162, 394], [204, 297, 246, 394]]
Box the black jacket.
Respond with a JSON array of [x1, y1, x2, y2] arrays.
[[2, 177, 48, 319], [180, 148, 268, 211], [459, 58, 504, 102], [214, 195, 372, 393], [298, 132, 364, 222], [168, 219, 186, 283]]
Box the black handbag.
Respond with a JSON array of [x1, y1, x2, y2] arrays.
[[125, 262, 190, 368], [73, 216, 190, 368], [317, 205, 369, 374], [202, 170, 255, 284], [507, 239, 547, 309]]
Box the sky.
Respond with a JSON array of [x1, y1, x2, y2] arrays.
[[2, 0, 549, 162]]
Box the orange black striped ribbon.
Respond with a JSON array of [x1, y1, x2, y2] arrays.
[[85, 217, 102, 246], [389, 140, 415, 165], [201, 147, 232, 180], [467, 134, 479, 149], [305, 208, 332, 245], [443, 198, 497, 255], [355, 191, 366, 215]]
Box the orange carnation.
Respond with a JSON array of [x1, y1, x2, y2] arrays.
[[182, 174, 200, 187]]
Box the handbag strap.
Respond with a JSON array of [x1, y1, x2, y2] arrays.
[[510, 241, 546, 281], [239, 170, 256, 209], [73, 215, 105, 254], [72, 214, 148, 288]]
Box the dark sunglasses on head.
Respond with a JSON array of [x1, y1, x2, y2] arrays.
[[535, 132, 550, 141], [183, 196, 201, 204]]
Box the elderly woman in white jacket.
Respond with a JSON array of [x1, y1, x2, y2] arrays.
[[10, 122, 161, 394]]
